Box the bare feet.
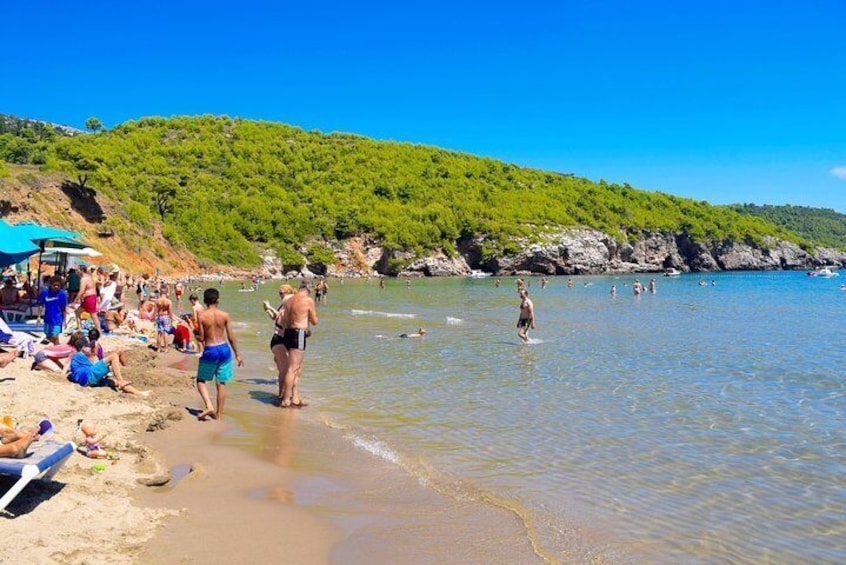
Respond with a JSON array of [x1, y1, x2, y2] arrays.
[[197, 408, 216, 421]]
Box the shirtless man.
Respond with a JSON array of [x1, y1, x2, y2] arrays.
[[517, 289, 535, 343], [174, 280, 184, 309], [195, 288, 243, 420], [280, 281, 318, 408], [71, 267, 98, 330], [155, 288, 174, 353]]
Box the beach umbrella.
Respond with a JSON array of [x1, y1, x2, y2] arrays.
[[41, 246, 102, 271], [8, 221, 80, 247], [0, 221, 41, 267], [3, 221, 85, 284]]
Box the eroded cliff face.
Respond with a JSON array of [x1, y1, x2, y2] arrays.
[[304, 229, 845, 278]]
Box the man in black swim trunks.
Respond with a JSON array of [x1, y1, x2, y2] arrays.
[[279, 281, 318, 407], [517, 289, 535, 343]]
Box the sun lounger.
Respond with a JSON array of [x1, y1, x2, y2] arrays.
[[0, 439, 75, 513], [0, 315, 43, 355]]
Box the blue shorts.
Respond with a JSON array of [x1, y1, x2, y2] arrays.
[[78, 360, 112, 387], [44, 323, 62, 338], [197, 343, 233, 384]]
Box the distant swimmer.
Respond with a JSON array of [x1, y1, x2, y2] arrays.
[[399, 328, 427, 338], [610, 284, 616, 298], [648, 278, 656, 294], [495, 278, 501, 288], [379, 277, 386, 290], [516, 289, 535, 343]]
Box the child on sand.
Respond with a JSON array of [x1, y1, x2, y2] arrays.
[[79, 423, 119, 459]]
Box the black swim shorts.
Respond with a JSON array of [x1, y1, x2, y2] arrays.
[[283, 328, 309, 351]]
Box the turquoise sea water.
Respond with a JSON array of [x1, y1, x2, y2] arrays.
[[214, 272, 846, 563]]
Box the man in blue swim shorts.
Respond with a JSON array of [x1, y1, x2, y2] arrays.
[[195, 288, 243, 421], [37, 276, 68, 344]]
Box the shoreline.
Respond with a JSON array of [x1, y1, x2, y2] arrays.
[[133, 352, 340, 564], [1, 326, 546, 564], [135, 352, 545, 564]]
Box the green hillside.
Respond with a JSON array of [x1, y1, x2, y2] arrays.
[[1, 114, 801, 269], [728, 204, 846, 250]]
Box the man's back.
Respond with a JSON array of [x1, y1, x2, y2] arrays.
[[156, 296, 172, 315], [199, 306, 229, 346], [285, 291, 317, 329]]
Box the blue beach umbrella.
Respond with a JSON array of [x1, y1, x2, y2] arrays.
[[0, 221, 40, 267], [2, 220, 85, 283], [8, 221, 80, 248]]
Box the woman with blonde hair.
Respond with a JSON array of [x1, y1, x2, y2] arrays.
[[262, 284, 296, 404]]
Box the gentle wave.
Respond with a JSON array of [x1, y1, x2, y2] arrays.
[[351, 309, 416, 318], [445, 317, 463, 325], [350, 435, 401, 465], [344, 428, 560, 563]]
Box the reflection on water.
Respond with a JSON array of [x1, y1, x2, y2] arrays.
[[216, 273, 846, 563]]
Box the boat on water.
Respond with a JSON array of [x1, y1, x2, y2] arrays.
[[806, 266, 840, 277], [467, 270, 491, 279], [663, 268, 682, 277]]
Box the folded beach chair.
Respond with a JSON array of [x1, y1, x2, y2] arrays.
[[0, 439, 75, 513]]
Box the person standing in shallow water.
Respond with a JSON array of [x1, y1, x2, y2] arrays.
[[279, 281, 318, 408], [517, 289, 535, 343], [195, 288, 243, 421], [263, 284, 296, 403]]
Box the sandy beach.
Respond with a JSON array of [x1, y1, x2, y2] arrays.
[[0, 333, 342, 565], [0, 335, 181, 563]]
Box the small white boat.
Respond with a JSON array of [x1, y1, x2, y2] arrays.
[[467, 270, 491, 279], [807, 266, 840, 278], [663, 268, 682, 277]]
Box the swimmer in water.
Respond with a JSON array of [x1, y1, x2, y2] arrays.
[[399, 328, 427, 338]]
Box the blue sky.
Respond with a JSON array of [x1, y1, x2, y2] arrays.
[[3, 1, 845, 211]]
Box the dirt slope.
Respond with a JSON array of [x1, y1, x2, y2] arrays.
[[1, 165, 205, 276]]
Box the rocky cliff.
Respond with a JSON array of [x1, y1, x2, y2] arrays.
[[303, 229, 846, 278]]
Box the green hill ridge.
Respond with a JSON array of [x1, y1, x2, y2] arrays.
[[2, 114, 841, 271]]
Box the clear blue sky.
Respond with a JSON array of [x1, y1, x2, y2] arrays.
[[3, 1, 845, 211]]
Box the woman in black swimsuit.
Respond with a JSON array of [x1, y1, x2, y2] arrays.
[[263, 284, 296, 404]]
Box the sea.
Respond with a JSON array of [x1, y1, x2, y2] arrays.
[[185, 272, 846, 564]]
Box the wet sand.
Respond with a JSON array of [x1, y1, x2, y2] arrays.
[[134, 354, 544, 564]]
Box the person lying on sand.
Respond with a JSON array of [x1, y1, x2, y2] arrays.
[[65, 336, 149, 396]]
